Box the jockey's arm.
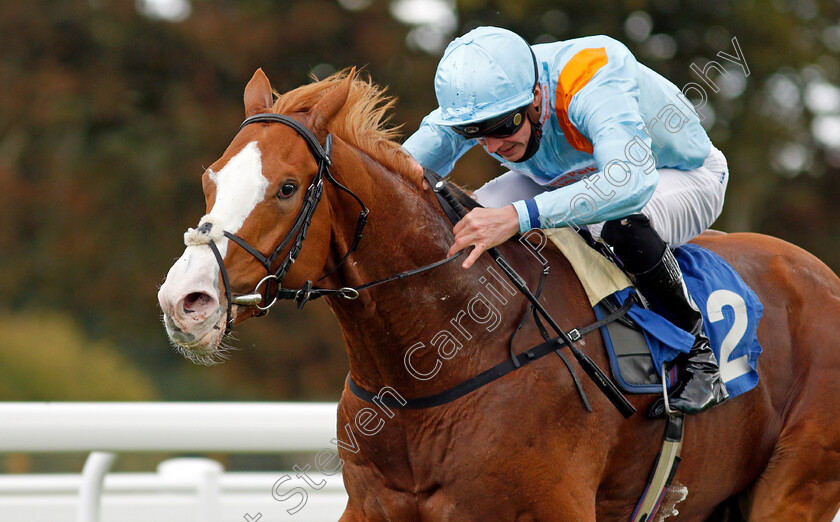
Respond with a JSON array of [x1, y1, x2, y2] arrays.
[[403, 121, 518, 268], [402, 110, 476, 177], [511, 41, 659, 234]]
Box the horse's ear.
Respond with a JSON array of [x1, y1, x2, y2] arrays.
[[244, 68, 273, 117], [308, 68, 355, 138]]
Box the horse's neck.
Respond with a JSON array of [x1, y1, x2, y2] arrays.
[[322, 141, 582, 395]]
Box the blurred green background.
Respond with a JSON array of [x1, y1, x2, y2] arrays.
[[2, 0, 839, 469]]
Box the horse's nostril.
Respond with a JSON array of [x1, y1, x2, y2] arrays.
[[183, 292, 212, 313]]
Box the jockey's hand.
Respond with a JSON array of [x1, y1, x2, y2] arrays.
[[448, 205, 520, 269]]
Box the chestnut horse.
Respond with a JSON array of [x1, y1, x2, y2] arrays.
[[157, 69, 840, 521]]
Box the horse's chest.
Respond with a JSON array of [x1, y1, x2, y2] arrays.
[[340, 407, 567, 520]]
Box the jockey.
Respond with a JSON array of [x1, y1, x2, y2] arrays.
[[402, 26, 730, 415]]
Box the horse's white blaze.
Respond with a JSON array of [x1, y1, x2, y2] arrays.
[[158, 141, 268, 351], [205, 141, 269, 258]]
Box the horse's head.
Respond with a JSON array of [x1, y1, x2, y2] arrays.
[[158, 68, 358, 364]]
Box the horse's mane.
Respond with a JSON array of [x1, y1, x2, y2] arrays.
[[271, 69, 422, 186]]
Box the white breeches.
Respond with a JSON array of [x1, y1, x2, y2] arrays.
[[474, 146, 729, 247]]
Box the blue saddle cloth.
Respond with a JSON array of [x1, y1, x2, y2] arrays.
[[603, 243, 763, 398]]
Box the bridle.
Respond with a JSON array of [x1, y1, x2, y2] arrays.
[[197, 112, 460, 335]]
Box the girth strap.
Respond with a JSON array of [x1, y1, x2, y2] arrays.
[[347, 297, 634, 409]]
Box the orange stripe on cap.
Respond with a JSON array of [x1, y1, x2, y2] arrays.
[[554, 47, 608, 154]]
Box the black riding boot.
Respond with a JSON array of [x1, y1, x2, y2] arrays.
[[601, 215, 729, 416]]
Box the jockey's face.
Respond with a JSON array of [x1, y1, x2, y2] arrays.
[[479, 119, 532, 161], [478, 87, 541, 162]]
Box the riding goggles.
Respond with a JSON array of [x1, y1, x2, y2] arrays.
[[451, 105, 530, 140]]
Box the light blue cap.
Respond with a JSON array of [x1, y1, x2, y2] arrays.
[[430, 26, 536, 127]]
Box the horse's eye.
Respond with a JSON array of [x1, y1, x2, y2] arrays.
[[278, 183, 297, 198]]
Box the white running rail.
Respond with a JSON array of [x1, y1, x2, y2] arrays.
[[0, 402, 346, 522]]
